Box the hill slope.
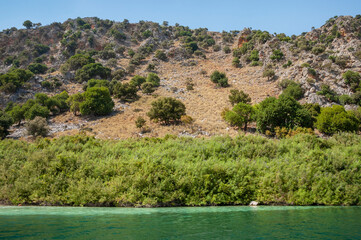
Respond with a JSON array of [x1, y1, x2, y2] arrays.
[[1, 15, 361, 139]]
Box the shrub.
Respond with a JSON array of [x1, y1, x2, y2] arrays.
[[135, 116, 146, 129], [8, 105, 24, 125], [28, 63, 48, 74], [281, 82, 304, 100], [0, 111, 13, 139], [232, 57, 240, 67], [317, 84, 339, 102], [311, 45, 326, 55], [315, 105, 359, 134], [256, 95, 313, 134], [210, 70, 229, 87], [130, 75, 146, 89], [80, 87, 114, 116], [339, 94, 354, 105], [308, 68, 317, 77], [75, 63, 111, 83], [282, 60, 292, 68], [213, 45, 221, 52], [263, 69, 275, 81], [146, 73, 160, 87], [24, 104, 50, 120], [223, 103, 255, 131], [25, 117, 49, 137], [229, 89, 251, 105], [342, 70, 360, 91], [270, 49, 284, 61], [112, 69, 126, 80], [67, 93, 84, 115], [141, 82, 155, 94], [0, 69, 33, 92], [248, 50, 259, 62], [61, 54, 95, 72], [154, 50, 167, 61], [147, 97, 186, 124], [33, 44, 50, 56], [223, 46, 231, 54], [113, 82, 138, 102]]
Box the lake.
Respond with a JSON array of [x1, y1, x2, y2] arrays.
[[0, 206, 360, 239]]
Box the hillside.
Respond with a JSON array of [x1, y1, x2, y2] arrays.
[[1, 15, 361, 139]]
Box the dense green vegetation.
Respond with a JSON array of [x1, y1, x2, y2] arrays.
[[0, 133, 360, 206]]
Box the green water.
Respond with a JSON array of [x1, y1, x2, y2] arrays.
[[0, 206, 360, 239]]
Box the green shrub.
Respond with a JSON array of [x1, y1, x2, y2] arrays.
[[270, 49, 284, 61], [281, 82, 304, 100], [248, 50, 259, 62], [141, 82, 155, 94], [232, 57, 240, 67], [228, 89, 251, 106], [28, 63, 48, 74], [33, 44, 50, 56], [155, 50, 167, 61], [282, 60, 292, 68], [210, 71, 229, 87], [80, 87, 114, 116], [213, 45, 221, 52], [146, 73, 160, 87], [113, 82, 138, 102], [147, 97, 186, 124], [61, 54, 95, 72], [317, 84, 339, 102], [263, 69, 275, 81], [342, 70, 360, 91], [67, 93, 84, 115], [223, 46, 231, 54], [0, 111, 13, 139], [315, 105, 359, 134], [0, 69, 33, 92], [311, 44, 326, 55], [339, 94, 354, 105], [75, 63, 111, 83], [129, 75, 146, 89], [25, 116, 49, 137], [135, 116, 146, 129], [24, 104, 50, 120]]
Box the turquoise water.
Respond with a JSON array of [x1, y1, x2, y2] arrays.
[[0, 206, 361, 239]]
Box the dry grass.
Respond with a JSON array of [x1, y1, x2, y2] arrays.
[[52, 46, 279, 139]]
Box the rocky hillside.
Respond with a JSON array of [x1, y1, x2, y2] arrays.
[[1, 15, 361, 139]]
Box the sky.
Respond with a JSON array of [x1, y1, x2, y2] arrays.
[[0, 0, 360, 35]]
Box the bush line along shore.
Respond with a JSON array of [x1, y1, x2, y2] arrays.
[[0, 133, 360, 207]]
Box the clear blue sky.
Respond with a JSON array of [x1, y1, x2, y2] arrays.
[[0, 0, 360, 35]]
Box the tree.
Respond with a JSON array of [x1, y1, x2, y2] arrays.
[[61, 54, 95, 72], [130, 75, 146, 89], [229, 89, 251, 106], [147, 97, 186, 124], [256, 95, 313, 134], [315, 105, 359, 135], [8, 105, 24, 125], [210, 70, 229, 87], [146, 73, 160, 87], [25, 117, 49, 137], [80, 87, 114, 116], [0, 111, 13, 139], [23, 20, 33, 29], [223, 103, 255, 131]]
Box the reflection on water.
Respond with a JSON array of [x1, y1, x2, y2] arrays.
[[0, 206, 360, 239]]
